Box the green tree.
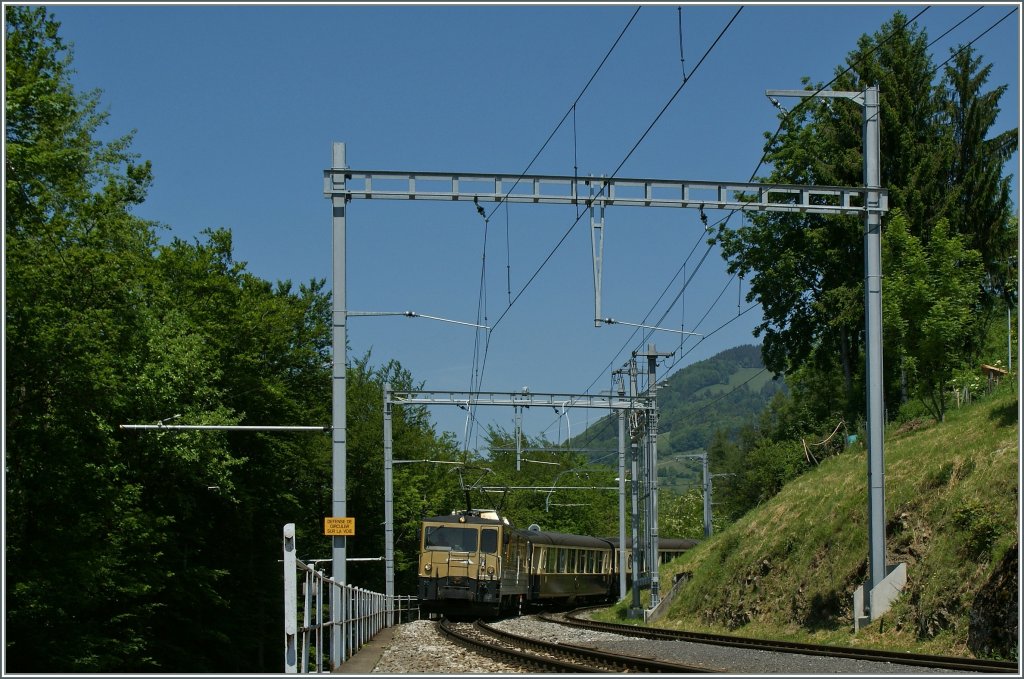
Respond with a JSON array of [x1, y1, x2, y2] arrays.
[[716, 11, 1016, 424], [6, 8, 455, 670], [940, 47, 1018, 308], [6, 6, 170, 669], [883, 211, 984, 421], [343, 353, 464, 593]]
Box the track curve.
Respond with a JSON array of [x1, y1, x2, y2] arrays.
[[438, 617, 720, 673], [547, 607, 1018, 674]]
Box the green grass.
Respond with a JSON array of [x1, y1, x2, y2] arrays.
[[598, 382, 1019, 658]]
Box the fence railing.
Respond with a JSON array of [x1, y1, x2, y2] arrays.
[[283, 524, 420, 672]]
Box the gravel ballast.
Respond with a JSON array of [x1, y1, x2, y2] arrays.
[[368, 615, 957, 674]]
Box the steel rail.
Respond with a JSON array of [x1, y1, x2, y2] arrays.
[[554, 608, 1018, 674], [438, 618, 718, 673], [437, 618, 608, 673]]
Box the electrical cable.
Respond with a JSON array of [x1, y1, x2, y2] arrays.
[[542, 5, 1012, 446], [504, 6, 1004, 446], [484, 6, 642, 223], [496, 7, 746, 441], [463, 7, 642, 445], [488, 7, 744, 338], [505, 202, 512, 307], [678, 6, 687, 81], [931, 7, 1017, 73], [464, 210, 490, 450], [675, 4, 1019, 426], [622, 4, 938, 370]]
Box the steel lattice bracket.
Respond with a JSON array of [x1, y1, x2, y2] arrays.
[[324, 169, 887, 216]]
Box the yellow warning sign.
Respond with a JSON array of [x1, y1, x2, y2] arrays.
[[324, 517, 355, 536]]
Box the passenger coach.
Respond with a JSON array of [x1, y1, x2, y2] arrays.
[[417, 508, 696, 618]]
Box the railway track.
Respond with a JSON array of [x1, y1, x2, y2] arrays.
[[546, 607, 1019, 674], [437, 617, 719, 673]]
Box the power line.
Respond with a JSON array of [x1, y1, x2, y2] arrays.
[[490, 9, 745, 442], [677, 6, 687, 81], [932, 7, 1018, 73], [465, 207, 490, 451], [484, 6, 642, 223], [638, 5, 937, 376], [464, 7, 642, 446], [666, 7, 1019, 418], [488, 7, 744, 338], [548, 4, 1012, 446]]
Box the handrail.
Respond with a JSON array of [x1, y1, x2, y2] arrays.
[[283, 523, 419, 672]]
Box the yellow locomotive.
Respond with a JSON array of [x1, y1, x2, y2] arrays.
[[417, 508, 696, 617]]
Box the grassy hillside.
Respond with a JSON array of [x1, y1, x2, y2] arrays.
[[602, 380, 1019, 659]]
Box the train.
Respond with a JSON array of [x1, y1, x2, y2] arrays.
[[416, 508, 697, 617]]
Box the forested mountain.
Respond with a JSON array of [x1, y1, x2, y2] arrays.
[[569, 344, 783, 458]]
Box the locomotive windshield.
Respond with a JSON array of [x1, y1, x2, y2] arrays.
[[480, 528, 498, 554], [424, 525, 478, 552]]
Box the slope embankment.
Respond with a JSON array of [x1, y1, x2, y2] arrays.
[[649, 382, 1018, 659]]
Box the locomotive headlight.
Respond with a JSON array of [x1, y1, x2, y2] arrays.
[[424, 563, 432, 572], [487, 566, 495, 575]]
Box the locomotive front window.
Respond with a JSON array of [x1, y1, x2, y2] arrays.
[[424, 525, 478, 552], [481, 528, 498, 554]]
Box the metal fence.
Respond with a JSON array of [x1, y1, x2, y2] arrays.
[[283, 524, 420, 672]]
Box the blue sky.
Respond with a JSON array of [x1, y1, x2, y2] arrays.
[[46, 3, 1021, 445]]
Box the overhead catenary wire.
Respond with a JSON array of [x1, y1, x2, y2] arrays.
[[465, 204, 490, 451], [462, 6, 641, 446], [488, 7, 744, 338], [677, 6, 687, 82], [644, 7, 1017, 416], [548, 5, 1016, 447], [484, 5, 642, 225], [490, 5, 1014, 446], [473, 7, 744, 446], [588, 4, 937, 388], [931, 6, 1017, 73]]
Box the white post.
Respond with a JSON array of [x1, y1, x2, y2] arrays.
[[283, 524, 298, 673]]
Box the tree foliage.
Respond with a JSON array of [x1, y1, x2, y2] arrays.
[[707, 11, 1016, 520], [717, 11, 1015, 416], [4, 7, 459, 671]]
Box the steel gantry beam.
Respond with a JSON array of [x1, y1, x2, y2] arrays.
[[388, 389, 653, 411], [325, 169, 886, 216], [381, 385, 654, 622]]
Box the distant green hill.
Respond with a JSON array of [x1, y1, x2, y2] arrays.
[[611, 381, 1019, 659], [570, 344, 784, 491]]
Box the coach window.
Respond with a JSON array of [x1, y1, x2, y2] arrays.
[[546, 548, 556, 573]]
